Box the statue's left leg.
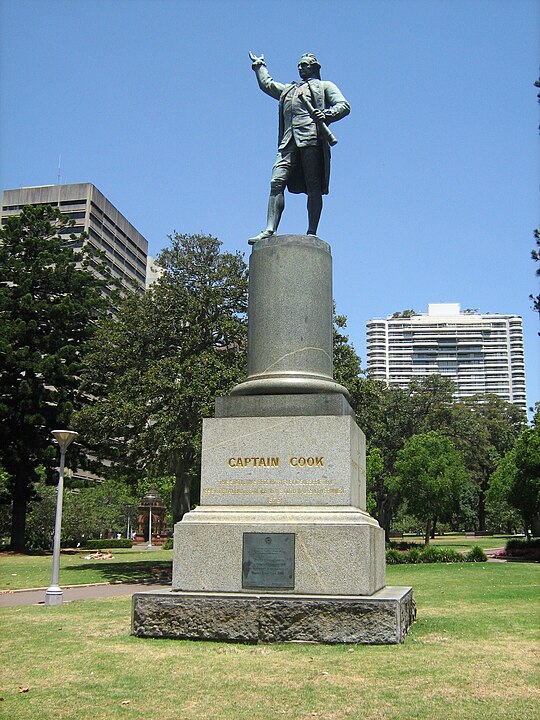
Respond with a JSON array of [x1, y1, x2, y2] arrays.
[[302, 145, 324, 236], [307, 194, 323, 236]]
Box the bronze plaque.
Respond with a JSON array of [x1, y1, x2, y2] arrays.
[[242, 532, 295, 589]]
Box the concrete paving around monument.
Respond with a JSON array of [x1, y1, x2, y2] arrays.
[[1, 582, 171, 607]]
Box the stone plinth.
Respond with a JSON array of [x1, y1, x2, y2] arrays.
[[200, 415, 366, 509], [173, 506, 385, 596], [132, 587, 416, 644], [170, 412, 386, 597]]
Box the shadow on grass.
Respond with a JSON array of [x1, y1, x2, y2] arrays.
[[70, 559, 172, 585]]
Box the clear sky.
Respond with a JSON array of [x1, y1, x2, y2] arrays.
[[1, 0, 538, 412]]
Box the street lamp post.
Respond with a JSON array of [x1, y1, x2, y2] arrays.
[[45, 430, 78, 606], [147, 499, 153, 550]]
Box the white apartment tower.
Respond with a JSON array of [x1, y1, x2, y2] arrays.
[[366, 303, 526, 411], [1, 183, 148, 295]]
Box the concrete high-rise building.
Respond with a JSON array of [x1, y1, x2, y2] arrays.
[[1, 183, 148, 295], [366, 303, 527, 411], [145, 255, 164, 288]]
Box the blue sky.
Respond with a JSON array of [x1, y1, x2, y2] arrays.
[[1, 0, 538, 412]]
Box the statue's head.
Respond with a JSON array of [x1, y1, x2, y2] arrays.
[[298, 53, 321, 80]]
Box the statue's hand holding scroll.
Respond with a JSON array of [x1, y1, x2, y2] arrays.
[[301, 94, 338, 146]]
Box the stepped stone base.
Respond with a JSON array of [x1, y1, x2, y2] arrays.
[[132, 586, 415, 644]]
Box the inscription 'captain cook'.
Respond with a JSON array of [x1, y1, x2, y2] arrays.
[[228, 456, 324, 468]]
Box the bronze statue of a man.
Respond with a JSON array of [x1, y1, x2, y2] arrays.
[[248, 52, 350, 244]]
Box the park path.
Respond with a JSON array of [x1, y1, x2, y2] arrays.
[[0, 582, 171, 607]]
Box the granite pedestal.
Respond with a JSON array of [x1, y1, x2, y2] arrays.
[[132, 235, 414, 643]]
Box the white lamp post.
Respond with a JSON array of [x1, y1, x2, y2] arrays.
[[45, 430, 78, 606], [147, 498, 153, 549]]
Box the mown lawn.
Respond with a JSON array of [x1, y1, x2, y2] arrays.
[[0, 548, 173, 590], [1, 562, 538, 720], [0, 535, 514, 591]]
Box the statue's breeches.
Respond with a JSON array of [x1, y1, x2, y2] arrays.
[[270, 143, 325, 195]]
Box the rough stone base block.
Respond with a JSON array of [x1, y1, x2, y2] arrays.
[[132, 587, 415, 645]]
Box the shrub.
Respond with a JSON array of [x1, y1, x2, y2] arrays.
[[419, 546, 464, 564], [504, 538, 540, 561], [506, 538, 540, 551], [386, 543, 488, 564], [387, 540, 419, 551], [81, 538, 133, 550], [465, 545, 488, 562], [162, 538, 173, 550], [386, 548, 405, 564]]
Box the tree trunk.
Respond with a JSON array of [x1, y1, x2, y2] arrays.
[[430, 515, 438, 539], [172, 475, 191, 524], [10, 476, 28, 552], [531, 512, 540, 538], [424, 518, 432, 546], [477, 483, 487, 531], [376, 499, 393, 541], [169, 449, 196, 525]]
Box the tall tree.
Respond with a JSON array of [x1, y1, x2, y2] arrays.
[[0, 204, 115, 550], [533, 78, 540, 316], [488, 426, 540, 537], [448, 395, 525, 530], [485, 449, 520, 532], [512, 426, 540, 535], [393, 431, 470, 544], [74, 233, 248, 522], [357, 374, 456, 535], [332, 309, 362, 392]]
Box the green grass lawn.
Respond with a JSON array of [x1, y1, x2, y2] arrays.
[[0, 548, 173, 590], [1, 562, 538, 720], [1, 535, 513, 592]]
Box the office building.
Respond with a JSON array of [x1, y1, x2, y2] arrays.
[[146, 255, 164, 288], [1, 183, 148, 294], [366, 303, 526, 411]]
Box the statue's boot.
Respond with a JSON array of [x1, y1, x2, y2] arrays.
[[248, 229, 274, 245], [248, 189, 284, 245]]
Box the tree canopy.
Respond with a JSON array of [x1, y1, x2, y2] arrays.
[[394, 431, 470, 544], [74, 233, 248, 522], [488, 425, 540, 535], [0, 204, 116, 550]]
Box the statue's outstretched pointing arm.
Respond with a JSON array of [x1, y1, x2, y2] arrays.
[[249, 51, 284, 100]]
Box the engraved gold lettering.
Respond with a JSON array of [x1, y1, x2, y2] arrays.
[[227, 456, 280, 468], [289, 456, 324, 467]]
